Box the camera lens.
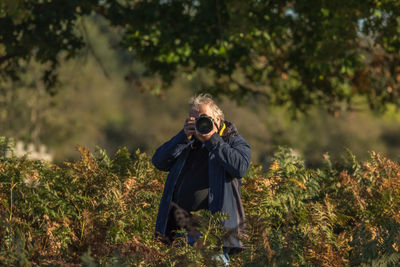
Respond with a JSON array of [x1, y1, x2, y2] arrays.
[[195, 116, 213, 134]]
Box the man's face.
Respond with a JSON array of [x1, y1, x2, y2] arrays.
[[190, 104, 219, 124], [186, 103, 220, 142]]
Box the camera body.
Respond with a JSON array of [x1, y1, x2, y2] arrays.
[[195, 114, 215, 134]]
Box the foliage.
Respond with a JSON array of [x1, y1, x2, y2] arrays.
[[1, 146, 399, 266], [1, 13, 399, 168], [240, 147, 400, 266], [1, 0, 400, 111], [0, 146, 226, 266]]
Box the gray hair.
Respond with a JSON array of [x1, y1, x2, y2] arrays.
[[189, 93, 224, 121]]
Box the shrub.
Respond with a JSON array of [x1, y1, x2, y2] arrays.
[[0, 146, 399, 266]]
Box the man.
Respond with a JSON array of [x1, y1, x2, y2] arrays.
[[152, 94, 251, 258]]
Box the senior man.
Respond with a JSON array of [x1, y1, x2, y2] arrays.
[[152, 94, 251, 262]]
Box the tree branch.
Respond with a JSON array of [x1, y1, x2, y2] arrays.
[[229, 76, 271, 98], [80, 18, 110, 79]]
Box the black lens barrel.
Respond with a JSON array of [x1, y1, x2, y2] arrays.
[[195, 115, 214, 134]]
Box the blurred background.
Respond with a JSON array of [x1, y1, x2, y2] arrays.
[[1, 16, 399, 168]]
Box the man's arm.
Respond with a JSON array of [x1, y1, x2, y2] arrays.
[[152, 130, 190, 171], [204, 133, 251, 178]]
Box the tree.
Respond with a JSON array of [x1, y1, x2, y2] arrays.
[[1, 0, 400, 112]]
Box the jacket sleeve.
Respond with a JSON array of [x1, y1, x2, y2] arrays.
[[204, 133, 251, 178], [152, 130, 190, 172]]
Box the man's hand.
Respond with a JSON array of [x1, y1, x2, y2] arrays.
[[195, 121, 218, 143], [184, 117, 196, 140]]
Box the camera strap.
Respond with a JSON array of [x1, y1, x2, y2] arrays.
[[218, 122, 226, 136]]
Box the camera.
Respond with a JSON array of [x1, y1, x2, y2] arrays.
[[195, 114, 215, 134]]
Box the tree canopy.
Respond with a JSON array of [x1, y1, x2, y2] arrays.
[[1, 0, 400, 112]]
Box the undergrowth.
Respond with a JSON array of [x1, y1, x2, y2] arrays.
[[0, 145, 399, 266]]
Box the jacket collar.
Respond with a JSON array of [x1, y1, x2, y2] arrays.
[[220, 120, 238, 141]]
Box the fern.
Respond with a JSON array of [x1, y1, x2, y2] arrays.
[[0, 146, 399, 266]]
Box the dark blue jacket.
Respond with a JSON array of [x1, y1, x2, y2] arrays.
[[152, 122, 251, 248]]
